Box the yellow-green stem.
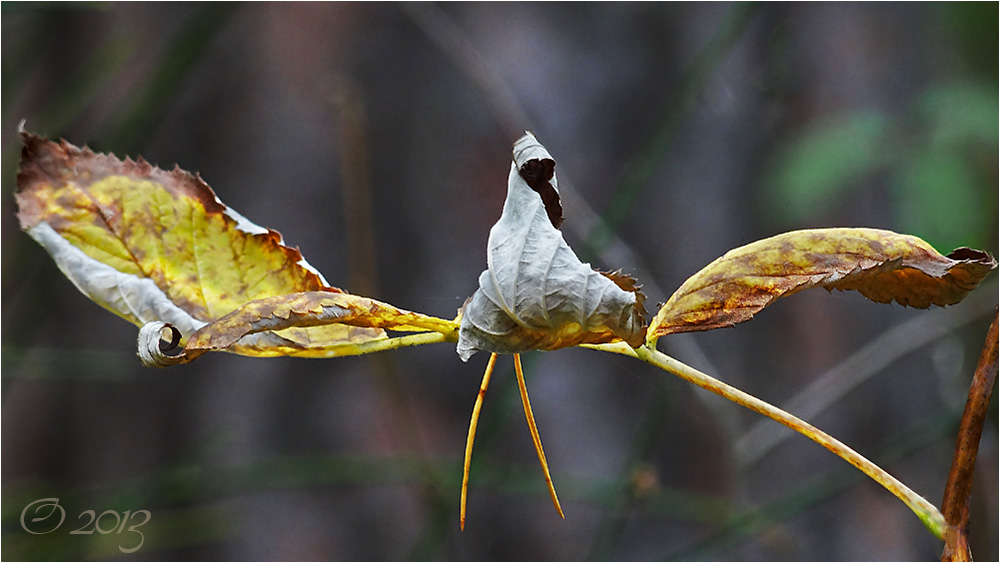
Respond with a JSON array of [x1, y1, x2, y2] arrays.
[[513, 353, 565, 520], [306, 330, 456, 358], [588, 341, 947, 539], [460, 352, 498, 530]]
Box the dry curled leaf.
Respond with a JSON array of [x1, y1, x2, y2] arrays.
[[15, 126, 456, 364], [139, 291, 459, 366], [648, 227, 996, 340], [457, 132, 646, 361]]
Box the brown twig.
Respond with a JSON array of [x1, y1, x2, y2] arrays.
[[941, 309, 999, 561]]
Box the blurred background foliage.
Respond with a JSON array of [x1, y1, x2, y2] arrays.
[[2, 2, 997, 560], [765, 81, 997, 252]]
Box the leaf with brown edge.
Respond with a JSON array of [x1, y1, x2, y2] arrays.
[[15, 126, 395, 357], [140, 291, 461, 366], [602, 268, 648, 323], [648, 228, 996, 341]]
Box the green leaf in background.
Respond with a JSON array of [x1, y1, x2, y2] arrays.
[[766, 81, 998, 252], [767, 111, 889, 221], [893, 148, 985, 253], [897, 82, 997, 251], [918, 83, 999, 149]]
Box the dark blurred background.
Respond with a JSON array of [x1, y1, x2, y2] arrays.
[[2, 2, 997, 560]]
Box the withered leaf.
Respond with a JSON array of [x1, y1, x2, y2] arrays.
[[457, 132, 646, 360], [648, 228, 996, 340], [140, 291, 460, 366], [513, 133, 563, 229], [519, 157, 563, 228], [15, 126, 456, 362]]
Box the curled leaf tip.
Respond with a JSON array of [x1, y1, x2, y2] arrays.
[[458, 133, 646, 360], [138, 322, 188, 368], [514, 133, 562, 229]]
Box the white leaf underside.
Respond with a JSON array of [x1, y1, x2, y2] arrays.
[[29, 222, 208, 337], [457, 133, 639, 361], [31, 221, 382, 357]]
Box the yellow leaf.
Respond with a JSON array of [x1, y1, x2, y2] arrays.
[[648, 228, 996, 341], [15, 129, 390, 353], [178, 291, 459, 362]]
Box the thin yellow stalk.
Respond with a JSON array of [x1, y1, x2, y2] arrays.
[[460, 352, 498, 530], [299, 330, 455, 359], [589, 341, 947, 539], [513, 353, 566, 520]]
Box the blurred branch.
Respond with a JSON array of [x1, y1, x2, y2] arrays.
[[328, 77, 380, 298], [583, 1, 760, 256], [1, 346, 139, 382], [2, 450, 741, 554], [586, 385, 678, 560], [326, 75, 461, 557], [9, 25, 136, 136], [941, 309, 998, 561], [325, 75, 458, 558], [101, 3, 237, 151], [593, 341, 948, 539], [736, 279, 999, 469], [668, 411, 960, 560], [399, 2, 531, 140]]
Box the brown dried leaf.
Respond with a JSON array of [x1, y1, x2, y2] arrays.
[[648, 228, 996, 340]]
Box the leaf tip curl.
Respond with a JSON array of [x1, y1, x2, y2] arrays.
[[514, 131, 563, 229], [137, 322, 188, 368]]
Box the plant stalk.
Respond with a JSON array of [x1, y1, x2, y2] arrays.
[[588, 341, 948, 539], [513, 353, 565, 520], [460, 353, 498, 530], [321, 330, 456, 357], [941, 310, 998, 561]]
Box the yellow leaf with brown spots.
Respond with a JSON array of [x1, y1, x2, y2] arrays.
[[15, 128, 396, 355], [648, 228, 996, 341], [141, 291, 460, 365]]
